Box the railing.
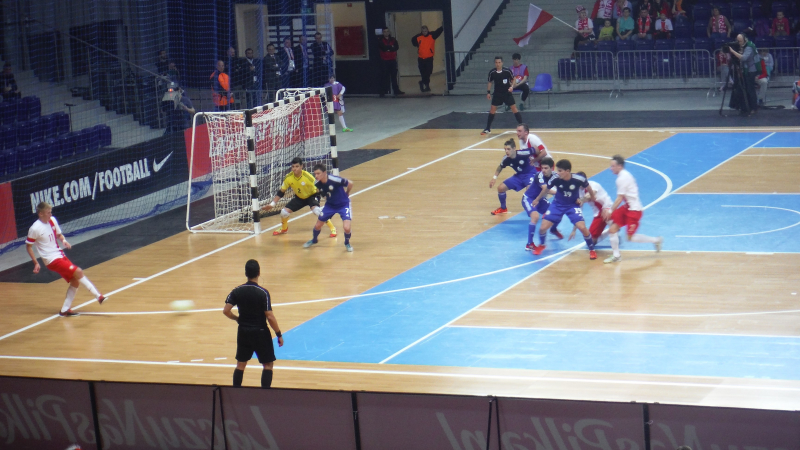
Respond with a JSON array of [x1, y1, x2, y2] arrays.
[[446, 48, 800, 95]]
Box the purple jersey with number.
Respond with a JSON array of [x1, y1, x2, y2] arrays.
[[524, 171, 557, 199], [315, 174, 350, 208], [548, 173, 588, 206]]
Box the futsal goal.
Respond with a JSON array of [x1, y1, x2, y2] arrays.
[[186, 87, 339, 234]]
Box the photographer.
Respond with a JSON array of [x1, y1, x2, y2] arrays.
[[162, 81, 196, 135], [727, 34, 759, 116]]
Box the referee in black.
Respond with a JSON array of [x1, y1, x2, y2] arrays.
[[223, 259, 284, 388], [482, 56, 523, 136]]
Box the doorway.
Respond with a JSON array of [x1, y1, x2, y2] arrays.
[[386, 11, 445, 95]]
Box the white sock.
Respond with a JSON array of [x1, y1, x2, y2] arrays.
[[338, 115, 347, 129], [610, 232, 620, 258], [311, 206, 321, 216], [630, 234, 658, 244], [79, 277, 100, 298], [62, 286, 77, 313]]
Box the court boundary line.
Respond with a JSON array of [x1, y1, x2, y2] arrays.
[[475, 308, 800, 318], [674, 192, 800, 195], [446, 324, 800, 340], [0, 132, 513, 343], [676, 205, 800, 238], [3, 355, 798, 393]]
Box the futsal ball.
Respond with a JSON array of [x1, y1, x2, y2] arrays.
[[170, 300, 196, 311]]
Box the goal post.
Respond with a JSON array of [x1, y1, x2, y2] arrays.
[[185, 86, 338, 234]]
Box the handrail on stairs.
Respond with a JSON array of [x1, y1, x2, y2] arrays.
[[455, 0, 488, 39]]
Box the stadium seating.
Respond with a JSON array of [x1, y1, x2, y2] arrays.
[[674, 22, 692, 39], [558, 58, 574, 80], [774, 35, 797, 47], [0, 125, 16, 151], [755, 36, 775, 48], [54, 112, 70, 135], [731, 2, 751, 19], [694, 20, 709, 38], [45, 138, 61, 163], [0, 101, 16, 126], [732, 19, 752, 35], [41, 114, 57, 140], [751, 1, 764, 18], [772, 1, 791, 16], [18, 96, 41, 122], [693, 4, 713, 21], [97, 124, 112, 147], [1, 150, 19, 175]]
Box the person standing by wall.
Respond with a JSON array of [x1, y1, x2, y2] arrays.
[[728, 34, 759, 115], [411, 25, 444, 92], [263, 43, 281, 100], [242, 48, 262, 108], [279, 38, 296, 89], [223, 259, 284, 389], [210, 60, 233, 111], [378, 28, 403, 97], [295, 36, 311, 87], [310, 32, 334, 87]]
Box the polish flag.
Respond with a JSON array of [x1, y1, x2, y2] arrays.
[[513, 4, 554, 47]]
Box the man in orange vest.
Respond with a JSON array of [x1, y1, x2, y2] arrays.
[[210, 60, 234, 111], [411, 25, 444, 92]]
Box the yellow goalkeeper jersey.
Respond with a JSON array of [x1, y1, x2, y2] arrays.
[[280, 170, 318, 199]]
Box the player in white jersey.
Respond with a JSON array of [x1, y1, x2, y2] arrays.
[[516, 123, 550, 171], [26, 202, 105, 316], [569, 174, 613, 244], [604, 155, 663, 264]]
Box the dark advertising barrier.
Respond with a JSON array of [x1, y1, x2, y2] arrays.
[[649, 404, 800, 450], [9, 133, 188, 238], [220, 387, 357, 450], [0, 377, 98, 450]]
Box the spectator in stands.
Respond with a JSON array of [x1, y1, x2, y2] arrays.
[[592, 0, 615, 26], [617, 7, 635, 40], [243, 48, 261, 108], [411, 25, 444, 92], [638, 0, 659, 20], [672, 0, 686, 18], [167, 62, 180, 84], [263, 43, 281, 96], [377, 28, 403, 97], [756, 48, 774, 105], [509, 53, 530, 111], [716, 49, 731, 91], [294, 36, 310, 88], [598, 19, 616, 40], [210, 60, 233, 111], [574, 6, 596, 50], [156, 50, 169, 76], [162, 81, 195, 134], [707, 7, 732, 39], [310, 32, 335, 87], [633, 8, 653, 41], [654, 12, 673, 39], [1, 63, 20, 100], [612, 0, 632, 21], [653, 0, 672, 19], [771, 10, 790, 36], [279, 38, 296, 89]]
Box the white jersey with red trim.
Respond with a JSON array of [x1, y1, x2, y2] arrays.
[[519, 133, 550, 169], [26, 217, 65, 265], [615, 169, 644, 211], [580, 180, 613, 217]]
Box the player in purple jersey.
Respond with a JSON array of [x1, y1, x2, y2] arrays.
[[489, 139, 537, 215], [325, 74, 352, 132], [533, 159, 598, 260], [304, 164, 354, 252], [521, 157, 563, 251]]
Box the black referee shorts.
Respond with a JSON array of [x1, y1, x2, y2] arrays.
[[491, 92, 515, 107], [285, 195, 320, 213], [236, 326, 276, 364]]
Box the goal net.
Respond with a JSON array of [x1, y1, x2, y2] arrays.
[[186, 88, 336, 234]]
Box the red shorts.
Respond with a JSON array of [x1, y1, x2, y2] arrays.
[[611, 205, 643, 236], [589, 215, 608, 240], [47, 257, 78, 282]]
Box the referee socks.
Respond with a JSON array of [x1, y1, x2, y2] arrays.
[[261, 369, 273, 389], [233, 369, 244, 387]]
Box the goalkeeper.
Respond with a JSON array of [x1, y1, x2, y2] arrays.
[[263, 157, 337, 237]]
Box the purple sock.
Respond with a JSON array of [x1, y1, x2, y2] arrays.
[[528, 223, 536, 245], [312, 228, 321, 243], [584, 235, 595, 250], [498, 192, 507, 209], [538, 232, 547, 246]]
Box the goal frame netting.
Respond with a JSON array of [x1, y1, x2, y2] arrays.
[[185, 86, 339, 234]]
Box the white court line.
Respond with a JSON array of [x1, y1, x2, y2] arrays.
[[0, 355, 798, 393], [500, 128, 796, 133], [739, 154, 800, 157], [476, 308, 800, 318], [674, 192, 800, 195], [676, 205, 800, 238], [0, 133, 512, 343], [447, 324, 800, 340]]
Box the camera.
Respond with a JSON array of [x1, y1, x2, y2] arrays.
[[161, 82, 182, 108], [721, 41, 738, 53]]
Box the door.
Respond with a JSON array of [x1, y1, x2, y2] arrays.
[[386, 10, 445, 94]]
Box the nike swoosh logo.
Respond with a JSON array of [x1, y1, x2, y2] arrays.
[[153, 152, 173, 172]]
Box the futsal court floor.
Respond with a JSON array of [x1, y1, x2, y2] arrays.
[[2, 124, 799, 411]]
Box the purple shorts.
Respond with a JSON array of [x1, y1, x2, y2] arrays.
[[503, 172, 537, 192], [544, 201, 585, 225], [521, 195, 550, 216]]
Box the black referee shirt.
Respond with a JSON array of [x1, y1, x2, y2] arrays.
[[225, 281, 271, 328], [487, 67, 514, 95]]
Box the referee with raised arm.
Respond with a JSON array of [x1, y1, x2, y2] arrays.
[[223, 259, 284, 388]]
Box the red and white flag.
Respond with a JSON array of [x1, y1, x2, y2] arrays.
[[513, 3, 554, 47]]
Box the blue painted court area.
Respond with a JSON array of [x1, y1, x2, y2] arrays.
[[277, 131, 800, 380], [390, 327, 800, 380], [752, 132, 800, 148]]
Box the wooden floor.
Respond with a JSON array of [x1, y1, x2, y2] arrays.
[[2, 127, 799, 411]]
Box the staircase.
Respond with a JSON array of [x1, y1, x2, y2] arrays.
[[450, 0, 578, 94], [10, 66, 163, 148]]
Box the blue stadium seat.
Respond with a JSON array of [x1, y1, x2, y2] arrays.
[[751, 1, 764, 18], [675, 38, 694, 49], [694, 37, 714, 52], [19, 96, 41, 122], [73, 130, 89, 155], [558, 58, 575, 80], [717, 5, 732, 19], [576, 55, 596, 79], [616, 39, 635, 51], [713, 36, 729, 49], [655, 39, 675, 49], [97, 125, 112, 147], [694, 20, 709, 38], [693, 4, 712, 21], [772, 1, 790, 16], [17, 145, 35, 171], [755, 36, 775, 48], [87, 126, 102, 152], [1, 150, 19, 175], [0, 101, 16, 126], [16, 120, 35, 145], [28, 117, 45, 144], [41, 114, 58, 140], [634, 58, 654, 78], [635, 39, 655, 50], [731, 2, 751, 19], [596, 52, 615, 78], [774, 35, 797, 47], [29, 141, 47, 167], [45, 138, 61, 163], [617, 52, 636, 79], [57, 134, 74, 159], [733, 19, 752, 35], [596, 40, 617, 53], [774, 49, 797, 74], [53, 112, 70, 136], [0, 125, 16, 151], [674, 23, 692, 38]]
